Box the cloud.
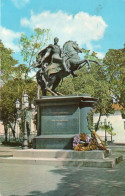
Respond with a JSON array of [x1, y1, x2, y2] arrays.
[[11, 0, 29, 8], [0, 26, 21, 52], [21, 10, 107, 49], [96, 52, 105, 59]]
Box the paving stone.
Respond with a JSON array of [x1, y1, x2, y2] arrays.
[[0, 158, 125, 195], [0, 145, 125, 196]]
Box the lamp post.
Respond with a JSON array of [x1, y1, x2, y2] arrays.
[[16, 92, 29, 149], [109, 123, 113, 143], [104, 119, 107, 144], [100, 120, 113, 145]]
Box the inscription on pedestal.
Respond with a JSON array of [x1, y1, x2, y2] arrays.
[[41, 104, 79, 135]]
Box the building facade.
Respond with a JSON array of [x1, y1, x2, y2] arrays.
[[94, 104, 125, 144]]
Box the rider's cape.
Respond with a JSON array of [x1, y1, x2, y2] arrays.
[[37, 44, 55, 65]]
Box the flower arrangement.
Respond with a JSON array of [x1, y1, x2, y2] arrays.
[[73, 131, 107, 152], [73, 133, 90, 149], [73, 134, 81, 149]]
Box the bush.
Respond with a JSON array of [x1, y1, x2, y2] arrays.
[[2, 141, 22, 147]]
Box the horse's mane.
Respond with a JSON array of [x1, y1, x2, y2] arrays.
[[63, 40, 74, 49]]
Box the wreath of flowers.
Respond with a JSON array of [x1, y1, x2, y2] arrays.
[[73, 133, 91, 149], [73, 131, 107, 152]]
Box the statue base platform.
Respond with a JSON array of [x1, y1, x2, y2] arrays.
[[0, 149, 123, 168], [33, 95, 97, 149], [33, 134, 75, 149]]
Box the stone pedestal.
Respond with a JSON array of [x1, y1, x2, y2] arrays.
[[33, 95, 97, 149]]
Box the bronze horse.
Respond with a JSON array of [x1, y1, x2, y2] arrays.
[[36, 41, 100, 96]]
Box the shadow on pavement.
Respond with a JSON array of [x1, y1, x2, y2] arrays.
[[9, 160, 125, 196]]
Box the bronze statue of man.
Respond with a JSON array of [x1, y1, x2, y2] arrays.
[[36, 37, 70, 73]]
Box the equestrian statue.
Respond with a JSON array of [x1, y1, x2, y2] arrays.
[[35, 37, 100, 96]]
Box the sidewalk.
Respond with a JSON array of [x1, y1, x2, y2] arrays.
[[0, 144, 21, 158], [0, 160, 125, 196], [0, 144, 21, 151], [0, 145, 125, 196]]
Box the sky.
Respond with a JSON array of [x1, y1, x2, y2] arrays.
[[1, 0, 125, 64]]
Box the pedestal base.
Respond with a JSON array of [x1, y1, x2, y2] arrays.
[[33, 95, 97, 149], [33, 134, 74, 149]]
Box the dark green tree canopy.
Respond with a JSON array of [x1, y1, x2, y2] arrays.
[[104, 47, 125, 110]]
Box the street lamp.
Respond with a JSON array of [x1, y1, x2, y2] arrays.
[[16, 92, 29, 149], [22, 92, 29, 109], [104, 119, 107, 144], [16, 99, 20, 109], [109, 123, 113, 143], [31, 100, 35, 109], [99, 119, 113, 145]]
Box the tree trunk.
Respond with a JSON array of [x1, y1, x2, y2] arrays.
[[95, 110, 102, 131], [9, 122, 16, 139], [4, 125, 8, 142], [11, 128, 16, 139]]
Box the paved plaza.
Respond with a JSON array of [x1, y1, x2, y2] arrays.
[[0, 148, 125, 196]]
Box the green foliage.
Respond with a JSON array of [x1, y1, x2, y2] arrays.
[[57, 77, 75, 95], [0, 41, 18, 82], [99, 124, 116, 136], [0, 77, 37, 140], [19, 28, 51, 77], [0, 28, 50, 140], [104, 48, 125, 110]]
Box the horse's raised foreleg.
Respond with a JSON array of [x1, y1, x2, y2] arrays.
[[88, 59, 101, 66], [74, 59, 100, 72], [77, 62, 86, 69]]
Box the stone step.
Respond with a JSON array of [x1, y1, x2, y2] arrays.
[[12, 149, 111, 159], [106, 153, 123, 164], [0, 152, 13, 157], [0, 154, 13, 157], [108, 145, 125, 152], [0, 153, 122, 168]]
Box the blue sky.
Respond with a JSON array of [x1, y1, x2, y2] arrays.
[[1, 0, 125, 63]]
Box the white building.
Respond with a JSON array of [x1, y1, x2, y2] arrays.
[[94, 104, 125, 144], [0, 121, 4, 135]]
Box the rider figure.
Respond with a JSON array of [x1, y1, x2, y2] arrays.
[[36, 37, 70, 73]]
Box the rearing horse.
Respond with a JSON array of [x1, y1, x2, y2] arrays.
[[36, 40, 100, 96]]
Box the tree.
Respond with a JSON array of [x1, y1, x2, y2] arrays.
[[0, 41, 18, 82], [0, 28, 50, 141], [0, 41, 19, 139], [0, 77, 37, 142], [19, 28, 51, 79], [104, 47, 125, 111]]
